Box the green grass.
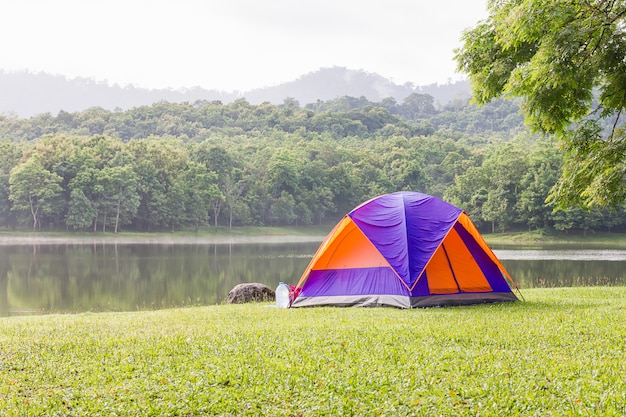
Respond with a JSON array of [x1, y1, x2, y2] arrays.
[[1, 287, 625, 416], [483, 230, 626, 247]]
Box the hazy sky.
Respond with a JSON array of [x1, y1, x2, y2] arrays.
[[1, 0, 488, 92]]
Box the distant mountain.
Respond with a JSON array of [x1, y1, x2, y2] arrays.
[[0, 71, 237, 118], [0, 67, 471, 118], [244, 67, 471, 107]]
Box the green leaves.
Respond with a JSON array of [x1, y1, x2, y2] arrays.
[[9, 156, 63, 229], [457, 0, 626, 208], [549, 123, 626, 208]]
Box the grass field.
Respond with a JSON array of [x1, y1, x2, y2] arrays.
[[1, 287, 625, 416]]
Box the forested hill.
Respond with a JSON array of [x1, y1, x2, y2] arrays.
[[1, 94, 625, 235], [0, 67, 470, 118], [0, 92, 525, 142]]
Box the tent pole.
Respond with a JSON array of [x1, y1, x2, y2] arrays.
[[442, 243, 462, 293]]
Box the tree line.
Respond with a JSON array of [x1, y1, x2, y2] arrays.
[[0, 97, 623, 234]]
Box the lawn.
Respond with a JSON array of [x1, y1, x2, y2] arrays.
[[1, 287, 624, 416]]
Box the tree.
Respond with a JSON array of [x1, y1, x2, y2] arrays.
[[482, 189, 510, 233], [400, 93, 436, 120], [183, 162, 220, 231], [194, 145, 238, 227], [66, 189, 95, 230], [9, 156, 63, 230], [268, 191, 297, 226], [0, 140, 23, 227], [84, 144, 141, 233], [455, 0, 626, 208], [267, 150, 299, 197], [97, 165, 140, 233], [69, 167, 102, 232], [297, 158, 336, 224], [128, 138, 189, 230], [516, 140, 564, 230]]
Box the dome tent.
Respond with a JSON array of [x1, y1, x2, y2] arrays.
[[291, 192, 520, 308]]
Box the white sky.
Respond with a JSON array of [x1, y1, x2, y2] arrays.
[[0, 0, 488, 92]]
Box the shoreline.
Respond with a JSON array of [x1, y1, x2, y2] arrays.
[[0, 229, 625, 247], [0, 234, 326, 246]]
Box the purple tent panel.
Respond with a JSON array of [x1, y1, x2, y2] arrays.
[[300, 267, 408, 297], [350, 192, 462, 288]]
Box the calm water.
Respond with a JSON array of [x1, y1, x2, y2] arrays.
[[0, 241, 624, 316]]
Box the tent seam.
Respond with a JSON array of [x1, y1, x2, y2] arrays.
[[352, 215, 412, 292], [409, 210, 464, 292]]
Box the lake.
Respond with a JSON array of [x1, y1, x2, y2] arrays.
[[1, 238, 624, 316]]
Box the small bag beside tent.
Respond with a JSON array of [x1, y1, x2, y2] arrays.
[[291, 191, 519, 308]]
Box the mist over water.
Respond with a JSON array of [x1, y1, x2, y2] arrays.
[[495, 249, 626, 261]]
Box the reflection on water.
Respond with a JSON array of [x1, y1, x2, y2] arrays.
[[0, 242, 624, 316], [0, 242, 316, 317]]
